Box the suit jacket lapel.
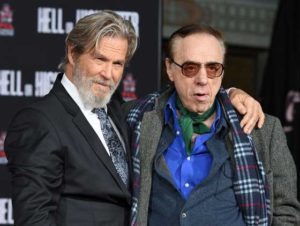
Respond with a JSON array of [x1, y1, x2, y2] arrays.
[[137, 108, 164, 223], [72, 114, 130, 193], [51, 73, 130, 194], [136, 87, 174, 224]]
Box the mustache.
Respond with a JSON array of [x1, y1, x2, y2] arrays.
[[89, 78, 115, 89]]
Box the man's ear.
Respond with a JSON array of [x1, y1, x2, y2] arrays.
[[165, 58, 174, 82], [67, 44, 76, 66]]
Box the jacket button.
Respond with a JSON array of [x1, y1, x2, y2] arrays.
[[181, 212, 187, 218]]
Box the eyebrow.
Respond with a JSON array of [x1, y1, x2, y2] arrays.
[[93, 52, 126, 65], [93, 52, 108, 60]]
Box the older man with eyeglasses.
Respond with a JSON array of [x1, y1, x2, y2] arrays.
[[126, 24, 300, 226]]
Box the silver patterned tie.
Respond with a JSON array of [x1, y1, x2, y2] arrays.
[[93, 108, 128, 186]]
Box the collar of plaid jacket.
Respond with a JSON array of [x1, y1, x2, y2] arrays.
[[126, 87, 271, 226]]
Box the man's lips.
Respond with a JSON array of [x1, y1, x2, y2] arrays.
[[93, 81, 111, 90], [193, 92, 209, 101]]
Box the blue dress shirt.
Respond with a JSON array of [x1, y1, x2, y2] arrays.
[[163, 92, 221, 199]]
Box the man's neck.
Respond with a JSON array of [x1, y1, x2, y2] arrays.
[[203, 111, 217, 129]]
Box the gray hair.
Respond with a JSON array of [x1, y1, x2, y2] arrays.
[[58, 10, 138, 71]]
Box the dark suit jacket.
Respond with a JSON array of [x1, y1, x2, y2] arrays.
[[4, 73, 132, 226]]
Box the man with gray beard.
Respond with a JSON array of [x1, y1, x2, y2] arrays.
[[72, 59, 121, 108], [4, 11, 265, 226], [4, 10, 136, 226]]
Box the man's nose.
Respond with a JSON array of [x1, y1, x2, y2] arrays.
[[101, 63, 113, 79], [194, 66, 208, 85]]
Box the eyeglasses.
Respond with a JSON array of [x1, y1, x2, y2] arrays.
[[169, 58, 224, 78]]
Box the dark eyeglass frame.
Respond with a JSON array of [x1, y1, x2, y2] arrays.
[[169, 58, 224, 79]]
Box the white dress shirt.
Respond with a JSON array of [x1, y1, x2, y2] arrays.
[[61, 74, 125, 155]]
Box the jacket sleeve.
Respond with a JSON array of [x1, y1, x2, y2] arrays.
[[4, 108, 64, 226], [264, 116, 300, 226]]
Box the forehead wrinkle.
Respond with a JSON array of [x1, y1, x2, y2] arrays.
[[95, 36, 127, 62]]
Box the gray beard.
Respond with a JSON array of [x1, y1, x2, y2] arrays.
[[72, 66, 119, 109]]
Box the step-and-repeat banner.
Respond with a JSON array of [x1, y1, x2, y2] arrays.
[[0, 1, 162, 224]]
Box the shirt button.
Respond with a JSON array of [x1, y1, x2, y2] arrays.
[[184, 183, 190, 188], [176, 130, 180, 135], [187, 156, 191, 161], [182, 212, 187, 218]]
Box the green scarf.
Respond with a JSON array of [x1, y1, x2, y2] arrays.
[[176, 97, 216, 155]]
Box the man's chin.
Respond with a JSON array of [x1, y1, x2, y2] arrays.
[[94, 91, 110, 99], [94, 95, 112, 107], [79, 92, 112, 109]]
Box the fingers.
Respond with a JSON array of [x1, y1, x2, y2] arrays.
[[228, 88, 265, 134], [229, 89, 247, 115], [239, 98, 265, 134], [257, 110, 265, 128], [240, 113, 256, 134]]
